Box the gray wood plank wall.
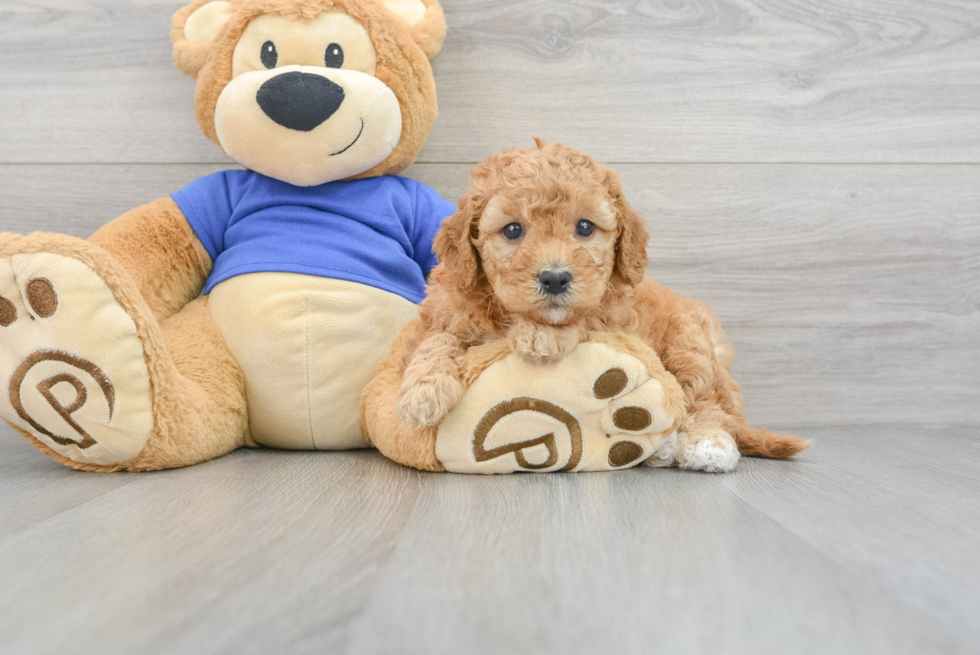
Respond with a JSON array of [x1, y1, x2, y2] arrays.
[[4, 0, 980, 163], [0, 1, 978, 654]]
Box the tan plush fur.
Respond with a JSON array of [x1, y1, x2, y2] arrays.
[[405, 0, 446, 59], [129, 296, 251, 471], [388, 143, 809, 465], [89, 198, 212, 323], [172, 0, 223, 77]]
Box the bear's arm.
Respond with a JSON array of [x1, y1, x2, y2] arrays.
[[89, 197, 212, 323]]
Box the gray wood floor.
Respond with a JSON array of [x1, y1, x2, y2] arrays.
[[1, 1, 978, 654]]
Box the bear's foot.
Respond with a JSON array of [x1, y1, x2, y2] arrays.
[[0, 237, 155, 469], [435, 341, 685, 473]]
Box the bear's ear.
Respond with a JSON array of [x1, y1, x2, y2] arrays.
[[380, 0, 447, 59], [171, 0, 235, 78]]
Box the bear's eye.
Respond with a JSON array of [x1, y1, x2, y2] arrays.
[[502, 223, 524, 240], [261, 41, 278, 69], [575, 219, 596, 238], [324, 43, 344, 68]]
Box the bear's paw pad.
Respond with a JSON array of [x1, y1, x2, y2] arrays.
[[435, 342, 680, 474], [0, 252, 153, 466]]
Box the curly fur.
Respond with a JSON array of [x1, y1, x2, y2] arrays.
[[397, 332, 464, 428], [397, 141, 810, 463]]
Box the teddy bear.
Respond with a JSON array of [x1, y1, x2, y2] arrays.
[[0, 0, 452, 471]]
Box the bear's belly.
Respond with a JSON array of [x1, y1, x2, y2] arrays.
[[208, 272, 418, 450]]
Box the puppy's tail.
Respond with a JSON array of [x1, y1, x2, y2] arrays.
[[730, 422, 811, 459]]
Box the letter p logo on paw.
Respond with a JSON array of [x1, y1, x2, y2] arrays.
[[0, 253, 154, 466], [9, 350, 115, 450]]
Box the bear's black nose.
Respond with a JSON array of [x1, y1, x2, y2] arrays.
[[256, 72, 344, 132], [538, 270, 573, 296]]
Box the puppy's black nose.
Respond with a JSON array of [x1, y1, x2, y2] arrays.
[[256, 72, 344, 132], [538, 270, 572, 296]]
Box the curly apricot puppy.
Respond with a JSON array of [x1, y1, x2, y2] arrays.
[[397, 141, 809, 473]]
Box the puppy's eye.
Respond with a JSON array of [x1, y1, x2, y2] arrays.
[[324, 43, 344, 68], [502, 223, 524, 240], [575, 219, 596, 238], [261, 41, 278, 69]]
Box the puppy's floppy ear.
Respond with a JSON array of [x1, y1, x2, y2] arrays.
[[434, 191, 482, 293], [172, 0, 234, 78], [606, 169, 649, 286], [380, 0, 448, 59]]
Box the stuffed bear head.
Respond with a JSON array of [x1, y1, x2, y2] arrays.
[[171, 0, 446, 186]]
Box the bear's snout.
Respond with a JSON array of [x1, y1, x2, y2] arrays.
[[256, 72, 345, 132]]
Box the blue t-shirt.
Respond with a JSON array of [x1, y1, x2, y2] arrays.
[[171, 170, 455, 303]]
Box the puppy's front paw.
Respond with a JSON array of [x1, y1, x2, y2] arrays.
[[676, 428, 740, 473], [509, 322, 582, 361], [397, 374, 464, 429]]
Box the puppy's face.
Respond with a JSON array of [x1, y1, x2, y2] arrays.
[[475, 186, 619, 325], [432, 144, 649, 329]]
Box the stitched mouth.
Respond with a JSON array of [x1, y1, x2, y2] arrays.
[[330, 118, 364, 156]]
